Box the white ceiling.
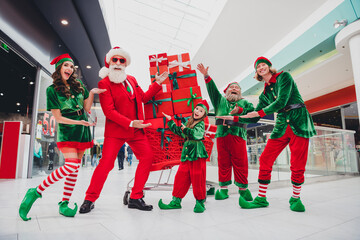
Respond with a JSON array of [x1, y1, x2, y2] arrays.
[[98, 0, 355, 107]]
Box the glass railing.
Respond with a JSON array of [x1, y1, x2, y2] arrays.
[[244, 119, 359, 175]]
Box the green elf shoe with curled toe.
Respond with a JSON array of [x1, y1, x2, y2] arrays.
[[215, 189, 229, 200], [158, 197, 182, 210], [239, 189, 253, 201], [206, 187, 215, 196], [289, 197, 305, 212], [19, 187, 42, 221], [58, 201, 78, 217], [193, 199, 205, 213], [239, 196, 269, 209]]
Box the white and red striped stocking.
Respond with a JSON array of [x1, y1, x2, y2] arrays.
[[258, 183, 268, 198], [37, 158, 80, 195], [292, 185, 301, 198]]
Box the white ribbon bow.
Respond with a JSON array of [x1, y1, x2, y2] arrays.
[[150, 56, 166, 66]]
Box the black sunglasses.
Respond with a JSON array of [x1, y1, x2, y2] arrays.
[[111, 57, 126, 64]]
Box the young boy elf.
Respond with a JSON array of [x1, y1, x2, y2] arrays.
[[196, 63, 254, 202], [239, 56, 316, 212], [158, 100, 210, 213]]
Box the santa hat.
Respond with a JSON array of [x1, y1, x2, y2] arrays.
[[254, 56, 272, 69], [223, 82, 240, 94], [50, 53, 74, 69], [196, 99, 209, 114], [99, 46, 131, 79]]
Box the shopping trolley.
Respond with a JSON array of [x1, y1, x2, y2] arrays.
[[123, 128, 215, 205]]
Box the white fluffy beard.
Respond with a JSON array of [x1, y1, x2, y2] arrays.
[[225, 90, 242, 102], [108, 65, 127, 83]]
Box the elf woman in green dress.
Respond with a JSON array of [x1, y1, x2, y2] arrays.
[[19, 54, 106, 221], [159, 100, 210, 213]]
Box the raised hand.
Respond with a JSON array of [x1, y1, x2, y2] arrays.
[[181, 123, 186, 131], [133, 120, 152, 128], [162, 112, 171, 120], [196, 63, 209, 77], [155, 71, 169, 84]]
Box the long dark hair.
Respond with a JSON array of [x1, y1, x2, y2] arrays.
[[52, 63, 84, 98], [186, 110, 208, 129]]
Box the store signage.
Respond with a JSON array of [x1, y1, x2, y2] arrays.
[[0, 42, 9, 53]]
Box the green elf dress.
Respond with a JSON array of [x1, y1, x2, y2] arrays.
[[46, 79, 93, 149]]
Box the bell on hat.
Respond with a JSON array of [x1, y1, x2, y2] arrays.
[[50, 53, 74, 69]]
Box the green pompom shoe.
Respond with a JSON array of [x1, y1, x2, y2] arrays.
[[239, 196, 269, 209], [289, 197, 305, 212], [58, 201, 78, 217], [158, 197, 182, 210], [19, 187, 42, 221], [215, 189, 229, 200], [193, 199, 205, 213], [239, 189, 253, 201]]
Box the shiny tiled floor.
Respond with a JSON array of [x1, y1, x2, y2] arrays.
[[1, 162, 359, 240]]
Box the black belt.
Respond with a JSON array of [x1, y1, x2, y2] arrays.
[[215, 119, 246, 128], [278, 103, 305, 113], [62, 108, 84, 117]]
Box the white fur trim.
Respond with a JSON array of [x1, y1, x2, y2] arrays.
[[99, 67, 109, 79], [106, 48, 131, 66]]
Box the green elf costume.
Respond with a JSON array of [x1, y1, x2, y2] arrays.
[[158, 100, 209, 213], [19, 54, 93, 221], [203, 75, 254, 202], [239, 56, 316, 212]]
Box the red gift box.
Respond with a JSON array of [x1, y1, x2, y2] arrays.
[[204, 123, 217, 139], [169, 70, 198, 90], [149, 53, 168, 67], [168, 53, 191, 73], [144, 92, 173, 119], [144, 117, 170, 130], [174, 113, 192, 126], [149, 65, 170, 85], [172, 86, 202, 115]]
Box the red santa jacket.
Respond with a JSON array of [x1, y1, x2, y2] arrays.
[[98, 75, 162, 138]]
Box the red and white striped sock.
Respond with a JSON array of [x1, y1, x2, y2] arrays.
[[37, 158, 80, 195], [62, 169, 79, 202], [292, 185, 301, 198], [258, 183, 268, 198]]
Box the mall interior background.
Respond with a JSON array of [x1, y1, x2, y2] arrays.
[[0, 0, 359, 179]]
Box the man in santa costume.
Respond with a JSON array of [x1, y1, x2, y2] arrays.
[[197, 63, 254, 202], [239, 57, 316, 212], [79, 47, 168, 212]]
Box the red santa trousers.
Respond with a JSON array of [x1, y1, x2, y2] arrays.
[[85, 129, 153, 201], [216, 135, 248, 188], [258, 125, 309, 185], [172, 158, 206, 200]]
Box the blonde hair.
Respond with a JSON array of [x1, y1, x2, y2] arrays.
[[254, 67, 277, 81]]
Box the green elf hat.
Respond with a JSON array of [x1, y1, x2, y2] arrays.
[[223, 82, 240, 93], [254, 56, 272, 69], [50, 53, 74, 69], [196, 99, 209, 114]]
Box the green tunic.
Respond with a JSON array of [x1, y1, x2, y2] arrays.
[[206, 77, 255, 140], [46, 80, 92, 146], [255, 72, 316, 139], [168, 120, 208, 162]]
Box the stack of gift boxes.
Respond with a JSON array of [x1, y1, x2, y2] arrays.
[[144, 52, 216, 140]]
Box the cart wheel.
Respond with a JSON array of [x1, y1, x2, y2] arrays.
[[123, 191, 130, 205]]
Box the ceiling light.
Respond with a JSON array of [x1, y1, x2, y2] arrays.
[[16, 102, 20, 106], [0, 93, 3, 96], [61, 19, 69, 25], [22, 76, 26, 79], [75, 65, 79, 69], [86, 65, 91, 69], [333, 19, 348, 29], [17, 110, 20, 112], [30, 81, 34, 85]]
